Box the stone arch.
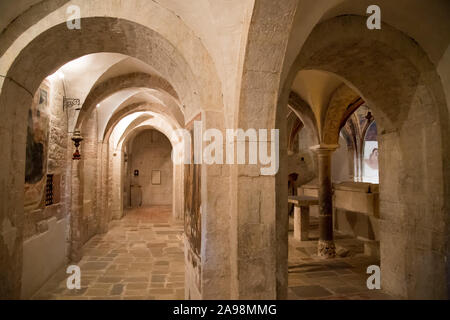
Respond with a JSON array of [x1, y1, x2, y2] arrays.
[[0, 2, 225, 125], [232, 0, 298, 300], [322, 84, 361, 145], [110, 115, 184, 221], [288, 91, 320, 144], [101, 111, 182, 217], [0, 7, 231, 299], [0, 0, 70, 57], [0, 15, 224, 298], [115, 116, 177, 150], [339, 98, 365, 132], [3, 18, 201, 116], [76, 72, 181, 130], [103, 102, 183, 143], [286, 16, 448, 133], [278, 15, 449, 299], [119, 123, 178, 153], [287, 115, 303, 155]]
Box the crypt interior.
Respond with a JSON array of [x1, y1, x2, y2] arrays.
[[0, 0, 449, 300]]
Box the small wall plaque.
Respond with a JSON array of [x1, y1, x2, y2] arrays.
[[151, 170, 161, 185]]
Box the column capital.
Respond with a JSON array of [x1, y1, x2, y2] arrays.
[[309, 144, 339, 154]]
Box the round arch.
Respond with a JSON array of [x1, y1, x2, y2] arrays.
[[0, 15, 223, 299], [288, 91, 320, 143], [277, 15, 449, 299], [76, 72, 181, 130], [103, 102, 183, 143], [112, 115, 184, 221], [322, 84, 360, 145]]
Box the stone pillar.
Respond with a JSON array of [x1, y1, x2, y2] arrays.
[[293, 205, 310, 241], [98, 143, 109, 234], [347, 144, 355, 181], [70, 159, 83, 262], [311, 145, 338, 258], [110, 150, 123, 220]]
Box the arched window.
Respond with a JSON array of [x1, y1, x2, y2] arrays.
[[362, 121, 378, 183]]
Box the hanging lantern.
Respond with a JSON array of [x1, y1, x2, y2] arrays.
[[71, 130, 84, 160]]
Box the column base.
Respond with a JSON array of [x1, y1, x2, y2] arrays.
[[317, 240, 336, 259], [364, 240, 380, 259], [69, 241, 82, 263], [294, 205, 310, 241]]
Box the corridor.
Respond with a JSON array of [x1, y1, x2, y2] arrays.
[[33, 208, 393, 300], [1, 0, 449, 301], [32, 207, 185, 300]]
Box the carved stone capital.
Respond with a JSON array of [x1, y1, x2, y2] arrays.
[[309, 144, 339, 155], [318, 240, 336, 259]]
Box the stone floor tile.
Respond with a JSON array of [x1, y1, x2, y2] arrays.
[[33, 207, 394, 301], [32, 206, 185, 300], [290, 285, 333, 299]]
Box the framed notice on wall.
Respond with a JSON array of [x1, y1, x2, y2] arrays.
[[151, 170, 161, 185]]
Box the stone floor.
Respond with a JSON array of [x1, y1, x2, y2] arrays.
[[288, 216, 396, 300], [32, 206, 185, 300], [33, 207, 395, 300]]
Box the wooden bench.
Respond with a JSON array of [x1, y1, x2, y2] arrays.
[[288, 195, 319, 241]]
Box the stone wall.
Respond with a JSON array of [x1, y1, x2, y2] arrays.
[[81, 112, 99, 243], [109, 147, 124, 220], [288, 123, 317, 187], [23, 78, 67, 238], [282, 14, 450, 299], [331, 136, 350, 183], [21, 77, 69, 298], [333, 182, 380, 258], [0, 0, 448, 300], [129, 130, 173, 207], [0, 3, 228, 298], [184, 239, 202, 300]]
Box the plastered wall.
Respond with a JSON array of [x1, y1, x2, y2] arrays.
[[21, 77, 70, 298], [129, 130, 173, 207]]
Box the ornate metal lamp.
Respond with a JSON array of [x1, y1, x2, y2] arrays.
[[71, 130, 84, 160], [63, 97, 81, 111], [365, 111, 374, 122]]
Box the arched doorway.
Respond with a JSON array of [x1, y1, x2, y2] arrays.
[[0, 12, 227, 299], [233, 3, 449, 299], [125, 129, 173, 210], [280, 15, 449, 299]]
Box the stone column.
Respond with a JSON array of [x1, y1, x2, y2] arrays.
[[311, 145, 338, 258], [347, 144, 355, 181], [293, 205, 310, 241], [98, 143, 109, 234], [70, 159, 83, 262]]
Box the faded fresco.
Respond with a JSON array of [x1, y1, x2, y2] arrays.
[[363, 121, 379, 184], [24, 82, 50, 210], [184, 114, 202, 256]]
